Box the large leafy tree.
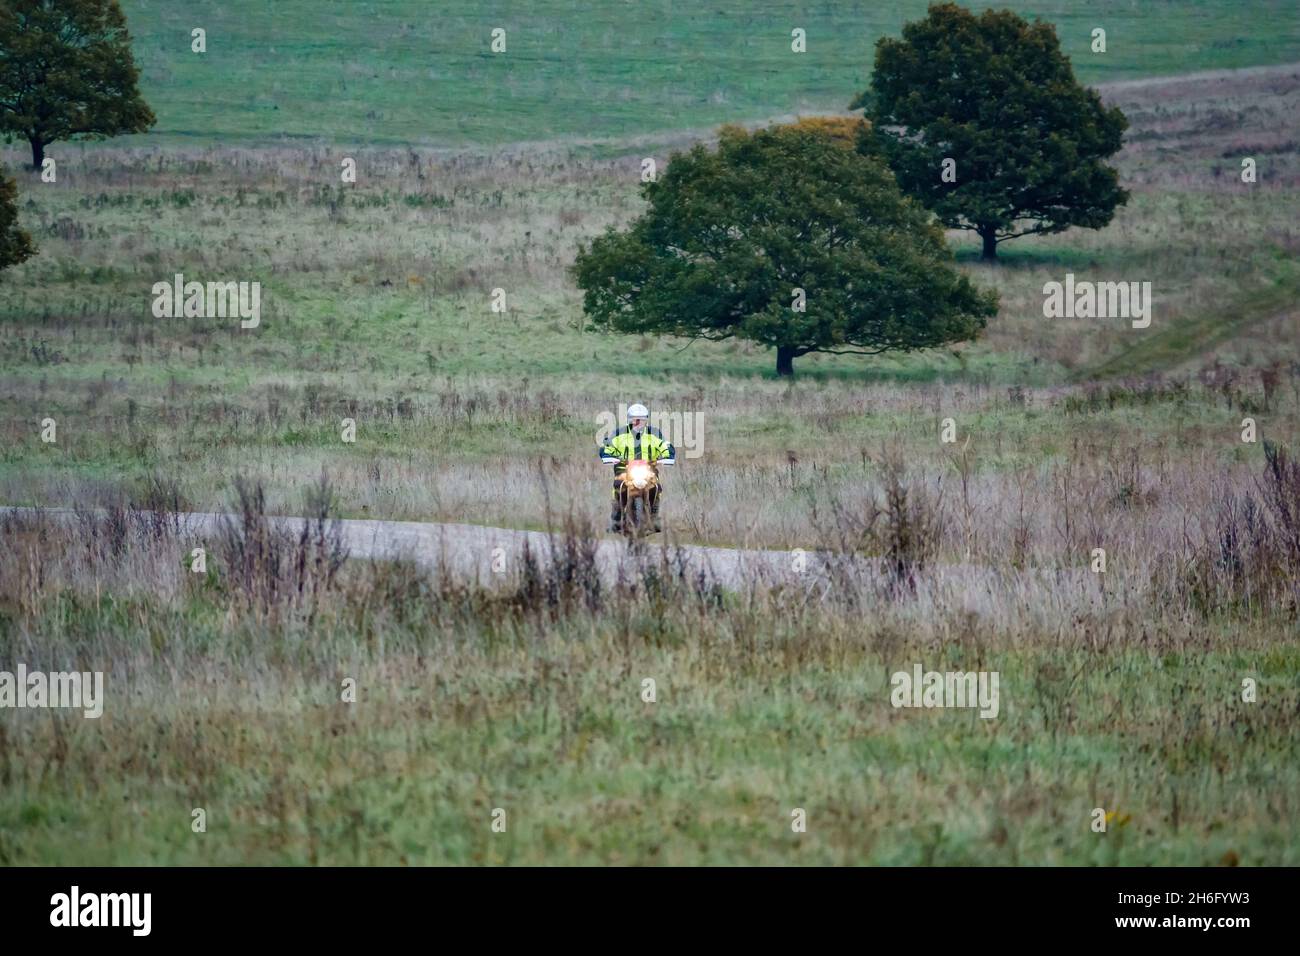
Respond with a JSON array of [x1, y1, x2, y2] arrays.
[[0, 165, 35, 272], [854, 3, 1128, 260], [572, 124, 997, 377], [0, 0, 155, 169]]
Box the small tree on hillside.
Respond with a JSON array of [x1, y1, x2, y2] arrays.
[[572, 124, 997, 377], [853, 3, 1128, 260], [780, 115, 869, 150], [0, 0, 155, 169], [0, 166, 34, 273]]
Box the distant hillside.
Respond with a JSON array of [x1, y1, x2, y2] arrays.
[[117, 0, 1300, 148]]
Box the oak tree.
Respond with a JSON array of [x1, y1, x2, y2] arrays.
[[0, 0, 155, 169], [572, 124, 997, 376], [0, 165, 35, 273], [854, 3, 1128, 260]]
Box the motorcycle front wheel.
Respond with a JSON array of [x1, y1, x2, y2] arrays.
[[623, 494, 646, 539]]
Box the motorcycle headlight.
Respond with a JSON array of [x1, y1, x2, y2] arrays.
[[628, 462, 652, 488]]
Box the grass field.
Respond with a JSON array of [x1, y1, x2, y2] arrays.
[[43, 1, 1295, 150], [4, 539, 1297, 864], [1, 4, 1299, 865], [2, 65, 1296, 538]]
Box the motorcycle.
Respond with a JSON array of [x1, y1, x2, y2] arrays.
[[615, 458, 660, 539]]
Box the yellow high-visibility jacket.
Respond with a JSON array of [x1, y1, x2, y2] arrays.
[[598, 425, 675, 475]]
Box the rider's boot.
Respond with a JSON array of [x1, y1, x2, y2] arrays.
[[651, 491, 662, 533], [608, 498, 623, 533]]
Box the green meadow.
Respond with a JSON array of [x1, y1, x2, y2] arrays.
[[109, 0, 1300, 148]]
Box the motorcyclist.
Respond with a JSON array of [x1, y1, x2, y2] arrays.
[[599, 403, 675, 532]]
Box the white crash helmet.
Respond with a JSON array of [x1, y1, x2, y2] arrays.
[[627, 402, 650, 421]]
